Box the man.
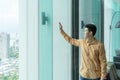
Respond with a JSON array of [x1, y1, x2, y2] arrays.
[[59, 22, 107, 80]]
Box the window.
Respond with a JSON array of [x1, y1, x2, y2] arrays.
[[0, 0, 38, 80], [0, 0, 19, 79]]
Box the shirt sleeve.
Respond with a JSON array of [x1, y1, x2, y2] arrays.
[[99, 43, 107, 79], [60, 28, 82, 47]]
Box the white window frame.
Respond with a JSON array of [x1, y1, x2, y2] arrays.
[[19, 0, 38, 80]]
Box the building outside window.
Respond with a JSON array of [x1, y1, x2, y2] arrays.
[[0, 0, 19, 80]]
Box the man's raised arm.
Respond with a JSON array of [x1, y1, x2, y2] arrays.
[[59, 22, 81, 46]]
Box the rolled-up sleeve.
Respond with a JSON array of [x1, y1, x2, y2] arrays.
[[99, 44, 107, 79], [60, 29, 81, 46]]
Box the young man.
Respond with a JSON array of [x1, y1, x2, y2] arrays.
[[59, 22, 107, 80]]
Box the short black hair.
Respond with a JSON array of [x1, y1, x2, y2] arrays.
[[84, 24, 97, 36]]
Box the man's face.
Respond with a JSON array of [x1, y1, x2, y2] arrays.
[[84, 28, 92, 39]]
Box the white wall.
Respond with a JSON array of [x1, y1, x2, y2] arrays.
[[53, 0, 72, 80]]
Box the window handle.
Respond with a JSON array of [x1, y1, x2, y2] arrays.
[[81, 20, 85, 29], [42, 12, 48, 25]]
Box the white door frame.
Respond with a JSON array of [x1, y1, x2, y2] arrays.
[[19, 0, 38, 80]]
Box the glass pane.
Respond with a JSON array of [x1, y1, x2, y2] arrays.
[[0, 0, 19, 80], [39, 0, 53, 80], [79, 0, 101, 40], [104, 0, 120, 62], [111, 0, 120, 62]]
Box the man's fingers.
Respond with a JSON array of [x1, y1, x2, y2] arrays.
[[59, 22, 62, 26], [59, 22, 62, 29]]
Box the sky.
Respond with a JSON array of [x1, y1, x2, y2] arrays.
[[0, 0, 19, 33]]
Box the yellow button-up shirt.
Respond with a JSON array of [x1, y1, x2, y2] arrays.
[[60, 28, 107, 79]]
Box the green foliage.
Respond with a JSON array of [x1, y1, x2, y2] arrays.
[[0, 73, 19, 80]]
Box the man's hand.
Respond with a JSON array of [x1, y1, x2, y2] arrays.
[[59, 22, 63, 30], [59, 22, 65, 36]]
